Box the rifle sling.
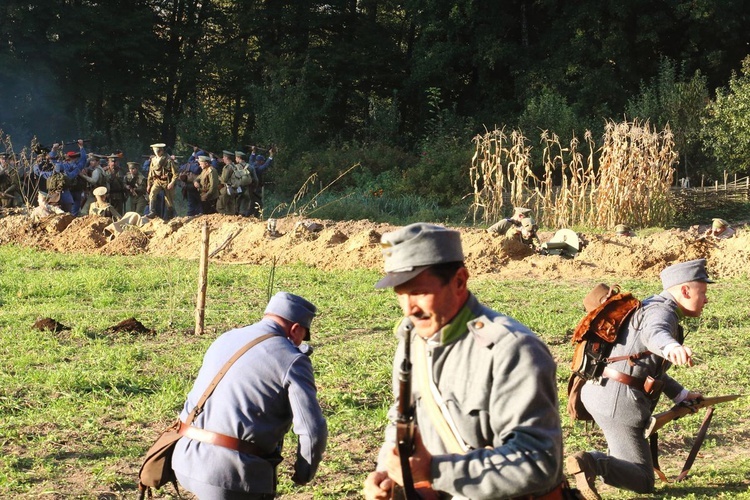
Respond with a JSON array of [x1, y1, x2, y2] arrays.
[[676, 406, 715, 482], [412, 336, 466, 455], [650, 433, 670, 483]]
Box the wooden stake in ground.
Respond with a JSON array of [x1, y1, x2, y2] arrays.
[[195, 222, 210, 335]]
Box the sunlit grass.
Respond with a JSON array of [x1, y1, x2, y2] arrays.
[[0, 245, 747, 498]]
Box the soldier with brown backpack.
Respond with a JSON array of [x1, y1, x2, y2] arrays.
[[565, 260, 712, 500]]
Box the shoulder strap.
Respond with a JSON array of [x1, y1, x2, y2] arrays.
[[186, 333, 276, 425], [412, 336, 466, 454]]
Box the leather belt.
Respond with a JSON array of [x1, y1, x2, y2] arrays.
[[178, 421, 264, 456], [602, 366, 645, 389]]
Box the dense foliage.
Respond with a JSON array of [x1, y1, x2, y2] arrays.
[[1, 1, 749, 205]]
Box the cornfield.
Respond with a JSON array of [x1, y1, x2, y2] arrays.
[[470, 120, 678, 229]]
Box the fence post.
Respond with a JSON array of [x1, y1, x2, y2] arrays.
[[195, 222, 210, 335]]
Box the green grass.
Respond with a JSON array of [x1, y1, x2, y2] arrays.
[[0, 245, 747, 498]]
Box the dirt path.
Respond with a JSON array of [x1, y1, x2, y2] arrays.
[[1, 212, 747, 281]]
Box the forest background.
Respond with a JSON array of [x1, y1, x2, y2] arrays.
[[2, 0, 750, 218]]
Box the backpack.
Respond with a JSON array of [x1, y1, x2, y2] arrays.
[[566, 284, 642, 421]]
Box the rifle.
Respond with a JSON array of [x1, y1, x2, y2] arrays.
[[644, 394, 742, 438], [186, 144, 218, 158], [64, 139, 91, 145], [392, 316, 419, 500]]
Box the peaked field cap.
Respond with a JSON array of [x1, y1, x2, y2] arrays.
[[235, 150, 246, 158], [375, 223, 464, 289], [127, 161, 139, 167], [661, 258, 714, 290], [222, 150, 234, 156], [265, 292, 317, 329], [615, 223, 631, 234], [197, 155, 211, 162], [150, 143, 166, 148], [513, 207, 532, 215]]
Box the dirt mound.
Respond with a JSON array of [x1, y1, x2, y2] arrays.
[[0, 211, 748, 281], [33, 317, 68, 332], [106, 317, 155, 335]]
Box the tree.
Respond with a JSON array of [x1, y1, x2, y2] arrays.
[[626, 58, 709, 181], [702, 56, 750, 174]]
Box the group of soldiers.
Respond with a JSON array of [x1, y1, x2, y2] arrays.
[[166, 221, 717, 500], [486, 207, 737, 253], [0, 140, 274, 222], [177, 145, 274, 218]]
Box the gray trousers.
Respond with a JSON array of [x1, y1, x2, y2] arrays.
[[175, 472, 275, 499], [581, 383, 655, 494]]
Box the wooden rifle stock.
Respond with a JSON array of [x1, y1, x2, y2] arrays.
[[644, 394, 741, 438]]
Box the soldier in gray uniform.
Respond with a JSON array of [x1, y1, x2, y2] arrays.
[[568, 259, 711, 499], [363, 223, 564, 500], [172, 292, 328, 499], [487, 206, 532, 235]]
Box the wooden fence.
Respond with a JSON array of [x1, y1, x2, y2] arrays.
[[675, 175, 750, 208]]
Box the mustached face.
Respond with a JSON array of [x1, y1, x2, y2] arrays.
[[394, 267, 468, 338]]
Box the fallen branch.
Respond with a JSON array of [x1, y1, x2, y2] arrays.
[[209, 230, 239, 258]]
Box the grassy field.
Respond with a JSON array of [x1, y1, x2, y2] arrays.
[[0, 245, 747, 499]]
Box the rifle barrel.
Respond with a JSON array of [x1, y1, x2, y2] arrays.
[[644, 394, 741, 438]]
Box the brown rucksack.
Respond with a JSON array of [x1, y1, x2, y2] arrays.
[[566, 284, 642, 421]]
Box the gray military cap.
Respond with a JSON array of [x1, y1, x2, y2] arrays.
[[513, 207, 532, 216], [375, 223, 464, 289], [235, 150, 246, 159], [222, 150, 234, 157], [660, 258, 714, 290], [265, 292, 317, 339], [197, 155, 211, 163]]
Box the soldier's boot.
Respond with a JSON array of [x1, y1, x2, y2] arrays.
[[566, 452, 601, 500]]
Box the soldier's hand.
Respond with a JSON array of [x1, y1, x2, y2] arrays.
[[684, 390, 702, 402], [385, 429, 432, 486], [363, 470, 392, 500], [667, 345, 694, 367]]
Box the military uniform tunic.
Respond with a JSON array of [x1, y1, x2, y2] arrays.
[[376, 294, 562, 499], [124, 171, 148, 215], [172, 319, 327, 497], [197, 165, 220, 214], [147, 153, 178, 214], [487, 218, 518, 236]]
